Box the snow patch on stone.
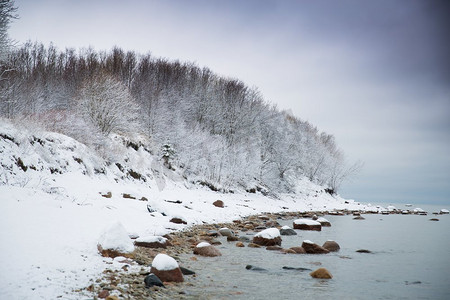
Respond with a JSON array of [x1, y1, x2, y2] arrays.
[[293, 218, 321, 226], [303, 240, 314, 244], [281, 225, 291, 230], [135, 236, 167, 244], [152, 254, 179, 271], [254, 228, 280, 239], [196, 242, 211, 248], [98, 222, 135, 253]]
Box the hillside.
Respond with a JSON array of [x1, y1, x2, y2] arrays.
[[0, 118, 367, 299]]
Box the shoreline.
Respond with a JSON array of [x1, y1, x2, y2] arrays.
[[84, 207, 439, 299]]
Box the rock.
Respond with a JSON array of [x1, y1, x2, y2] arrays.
[[238, 236, 251, 243], [429, 218, 439, 221], [227, 236, 239, 242], [353, 216, 365, 220], [193, 242, 222, 257], [243, 224, 254, 230], [144, 273, 165, 288], [440, 209, 449, 214], [282, 266, 312, 271], [281, 248, 297, 254], [254, 225, 267, 231], [405, 281, 422, 285], [293, 219, 322, 231], [322, 240, 340, 252], [289, 247, 306, 254], [310, 268, 333, 279], [150, 254, 184, 283], [248, 243, 261, 248], [213, 200, 224, 208], [252, 228, 282, 246], [97, 222, 135, 258], [266, 246, 283, 251], [312, 214, 318, 220], [301, 240, 330, 254], [219, 228, 233, 237], [101, 192, 112, 198], [280, 226, 297, 236], [170, 217, 187, 224], [179, 267, 195, 275], [258, 215, 270, 220], [316, 217, 331, 226], [134, 236, 168, 249], [98, 290, 110, 298], [105, 296, 120, 300], [236, 242, 245, 247], [356, 249, 371, 253], [210, 240, 222, 245], [207, 230, 219, 237], [246, 265, 267, 272]]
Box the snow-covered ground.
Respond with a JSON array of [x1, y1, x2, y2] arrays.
[[0, 119, 370, 299]]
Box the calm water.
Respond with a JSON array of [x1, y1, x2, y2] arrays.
[[180, 204, 450, 300]]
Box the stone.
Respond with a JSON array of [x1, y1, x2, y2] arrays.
[[150, 267, 184, 283], [246, 265, 267, 272], [293, 219, 322, 231], [193, 243, 222, 257], [239, 236, 251, 243], [429, 218, 439, 221], [353, 216, 365, 220], [280, 226, 297, 236], [356, 249, 371, 253], [219, 228, 233, 237], [266, 246, 283, 251], [252, 228, 282, 246], [227, 236, 239, 242], [282, 266, 312, 271], [170, 217, 187, 224], [310, 268, 333, 279], [98, 290, 110, 298], [144, 273, 165, 288], [207, 230, 219, 237], [248, 243, 261, 248], [101, 192, 112, 198], [213, 200, 224, 208], [301, 241, 330, 254], [289, 247, 306, 254], [281, 248, 297, 254], [236, 242, 245, 247], [179, 267, 195, 275], [316, 217, 331, 227], [134, 236, 168, 249], [105, 296, 120, 300], [322, 240, 340, 252]]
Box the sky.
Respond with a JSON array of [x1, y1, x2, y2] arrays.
[[9, 0, 450, 205]]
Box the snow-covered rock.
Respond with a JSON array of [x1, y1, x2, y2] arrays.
[[193, 242, 222, 257], [302, 240, 330, 254], [280, 225, 297, 236], [150, 254, 183, 282], [440, 209, 449, 214], [134, 236, 168, 248], [293, 219, 322, 231], [316, 217, 331, 227], [97, 222, 135, 257], [252, 228, 282, 246]]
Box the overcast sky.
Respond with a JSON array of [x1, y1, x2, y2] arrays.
[[9, 0, 450, 205]]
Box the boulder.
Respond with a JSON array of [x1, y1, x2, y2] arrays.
[[239, 236, 251, 243], [280, 226, 297, 236], [289, 247, 306, 254], [429, 218, 439, 221], [248, 243, 261, 248], [246, 265, 267, 272], [144, 273, 165, 288], [98, 290, 110, 298], [440, 209, 449, 214], [252, 228, 282, 246], [219, 228, 234, 237], [179, 267, 195, 275], [301, 240, 330, 254], [353, 216, 365, 220], [227, 236, 239, 242], [193, 242, 222, 257], [281, 248, 297, 254], [322, 240, 340, 252], [169, 217, 187, 224], [316, 217, 331, 227], [206, 230, 219, 237], [236, 242, 245, 247], [150, 254, 184, 283], [213, 200, 224, 208], [310, 268, 333, 279], [293, 219, 322, 231], [356, 249, 371, 253], [97, 222, 135, 258], [134, 236, 168, 249], [266, 246, 283, 251]]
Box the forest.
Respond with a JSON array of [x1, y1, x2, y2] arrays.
[[1, 4, 359, 195]]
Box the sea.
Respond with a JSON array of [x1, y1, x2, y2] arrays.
[[179, 203, 450, 300]]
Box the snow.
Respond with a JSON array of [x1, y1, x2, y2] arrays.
[[98, 222, 135, 253], [281, 225, 292, 230], [135, 235, 167, 244], [440, 209, 449, 213], [303, 240, 314, 244], [254, 228, 280, 239], [151, 254, 179, 271], [317, 217, 330, 223], [387, 205, 397, 211], [0, 119, 370, 299], [413, 208, 424, 213], [293, 218, 321, 226], [196, 242, 211, 248]]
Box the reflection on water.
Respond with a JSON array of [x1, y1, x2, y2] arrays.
[[179, 204, 450, 300]]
